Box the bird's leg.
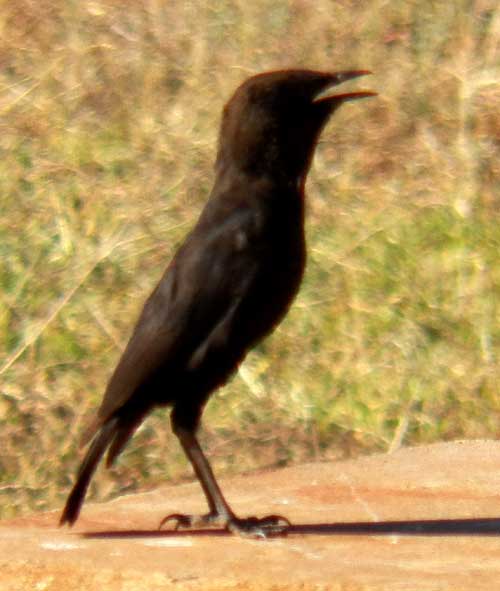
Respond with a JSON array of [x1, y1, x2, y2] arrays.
[[159, 415, 290, 538], [159, 422, 232, 531]]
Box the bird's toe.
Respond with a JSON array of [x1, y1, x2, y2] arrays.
[[227, 514, 291, 538], [158, 511, 225, 531]]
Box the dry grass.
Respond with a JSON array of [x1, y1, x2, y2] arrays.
[[1, 0, 499, 517]]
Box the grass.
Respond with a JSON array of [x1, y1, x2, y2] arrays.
[[0, 0, 499, 518]]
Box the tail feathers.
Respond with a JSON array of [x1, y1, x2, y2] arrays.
[[60, 418, 118, 526], [79, 415, 102, 448], [106, 419, 137, 468]]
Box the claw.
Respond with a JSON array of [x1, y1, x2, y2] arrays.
[[158, 513, 192, 530]]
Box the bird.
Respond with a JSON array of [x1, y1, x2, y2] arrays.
[[60, 68, 375, 538]]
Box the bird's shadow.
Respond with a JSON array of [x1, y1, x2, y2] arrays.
[[82, 517, 500, 539]]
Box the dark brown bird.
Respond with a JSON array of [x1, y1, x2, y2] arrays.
[[60, 69, 375, 537]]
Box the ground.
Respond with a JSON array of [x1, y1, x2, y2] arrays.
[[3, 440, 500, 590]]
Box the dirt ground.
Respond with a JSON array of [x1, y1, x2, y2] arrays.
[[3, 440, 500, 590]]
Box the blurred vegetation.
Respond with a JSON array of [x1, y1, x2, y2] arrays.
[[0, 0, 499, 518]]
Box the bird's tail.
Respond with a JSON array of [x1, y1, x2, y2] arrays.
[[59, 417, 119, 526]]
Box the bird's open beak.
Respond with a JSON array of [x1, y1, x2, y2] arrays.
[[313, 70, 377, 104]]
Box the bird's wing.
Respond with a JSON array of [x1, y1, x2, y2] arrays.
[[91, 201, 261, 430]]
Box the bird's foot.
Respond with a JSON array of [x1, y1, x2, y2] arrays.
[[158, 511, 290, 538], [158, 513, 292, 539], [227, 514, 291, 539], [158, 511, 225, 531]]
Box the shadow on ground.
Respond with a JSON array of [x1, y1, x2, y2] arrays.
[[83, 517, 500, 539]]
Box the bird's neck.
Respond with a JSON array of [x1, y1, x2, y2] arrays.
[[215, 157, 306, 199], [215, 143, 310, 194]]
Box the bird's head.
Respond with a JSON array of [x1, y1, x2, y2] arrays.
[[216, 69, 376, 184]]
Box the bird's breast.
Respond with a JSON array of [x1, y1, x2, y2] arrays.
[[240, 219, 305, 344]]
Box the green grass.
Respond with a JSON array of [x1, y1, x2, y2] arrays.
[[1, 0, 499, 518]]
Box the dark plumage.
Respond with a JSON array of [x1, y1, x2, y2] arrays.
[[60, 69, 375, 537]]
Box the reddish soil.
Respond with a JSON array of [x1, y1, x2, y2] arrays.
[[3, 440, 500, 590]]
